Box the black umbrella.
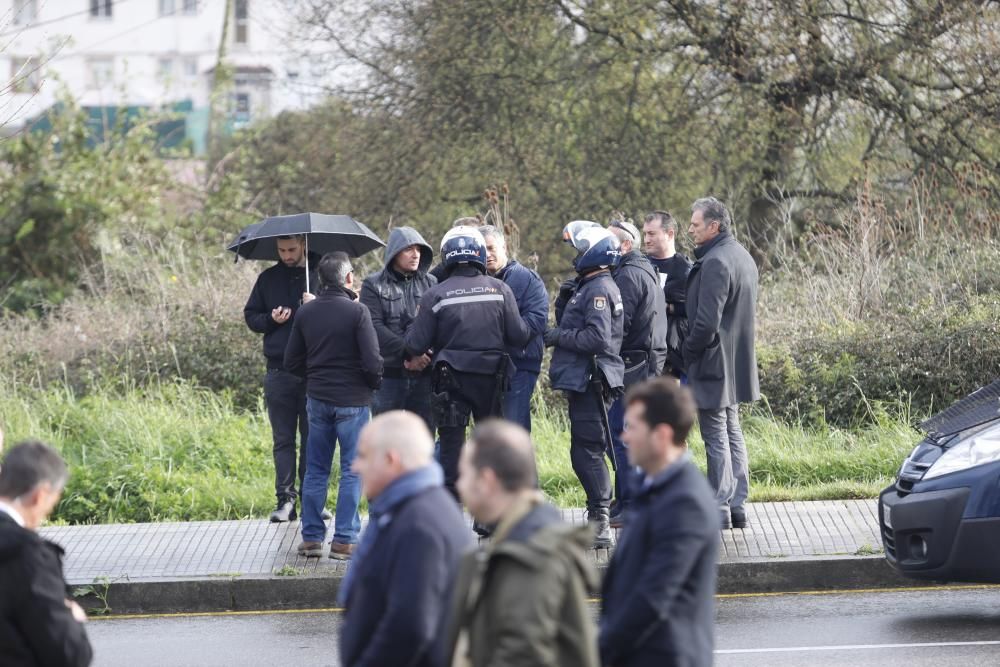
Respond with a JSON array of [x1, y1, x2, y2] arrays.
[[228, 212, 386, 292]]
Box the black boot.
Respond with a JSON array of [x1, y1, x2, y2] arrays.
[[587, 509, 613, 549]]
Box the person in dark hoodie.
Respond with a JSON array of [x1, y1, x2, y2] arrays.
[[479, 225, 548, 432], [338, 411, 470, 667], [606, 218, 668, 527], [285, 252, 383, 560], [1, 441, 92, 667], [360, 226, 437, 430], [443, 419, 599, 667], [243, 234, 321, 523]]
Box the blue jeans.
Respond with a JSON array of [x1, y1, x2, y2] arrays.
[[301, 398, 368, 544], [503, 369, 539, 432], [372, 373, 433, 431], [608, 396, 640, 513]]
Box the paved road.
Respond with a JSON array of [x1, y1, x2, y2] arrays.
[[86, 586, 1000, 666]]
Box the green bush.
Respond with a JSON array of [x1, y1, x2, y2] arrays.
[[759, 295, 1000, 427]]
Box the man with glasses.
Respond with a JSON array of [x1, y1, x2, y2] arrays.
[[683, 197, 759, 530]]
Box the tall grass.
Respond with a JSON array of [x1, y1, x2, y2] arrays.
[[0, 379, 919, 523]]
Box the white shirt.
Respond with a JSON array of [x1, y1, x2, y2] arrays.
[[0, 499, 25, 527]]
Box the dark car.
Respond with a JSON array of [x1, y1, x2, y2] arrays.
[[880, 379, 1000, 583]]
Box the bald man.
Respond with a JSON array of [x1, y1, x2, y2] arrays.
[[443, 420, 600, 667], [338, 411, 472, 667]]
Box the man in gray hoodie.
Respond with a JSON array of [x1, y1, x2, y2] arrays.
[[360, 227, 437, 429]]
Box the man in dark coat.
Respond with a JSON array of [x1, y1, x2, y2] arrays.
[[339, 411, 471, 667], [607, 219, 668, 526], [243, 234, 320, 523], [285, 252, 383, 559], [683, 197, 760, 530], [479, 225, 549, 432], [404, 226, 532, 501], [443, 420, 599, 667], [599, 378, 719, 667], [545, 222, 625, 547], [360, 226, 437, 430], [642, 210, 693, 378], [1, 441, 92, 667]]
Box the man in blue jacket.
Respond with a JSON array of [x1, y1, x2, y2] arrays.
[[545, 222, 624, 547], [360, 226, 437, 430], [600, 378, 719, 667], [339, 410, 471, 667], [479, 225, 548, 432]]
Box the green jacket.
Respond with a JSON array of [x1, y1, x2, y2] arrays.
[[443, 496, 600, 667]]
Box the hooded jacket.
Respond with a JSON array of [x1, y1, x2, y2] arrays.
[[243, 253, 320, 369], [443, 498, 600, 667], [360, 228, 437, 373], [0, 512, 93, 667]]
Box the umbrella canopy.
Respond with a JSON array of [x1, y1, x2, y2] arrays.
[[227, 213, 385, 260]]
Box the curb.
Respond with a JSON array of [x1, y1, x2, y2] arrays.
[[76, 555, 921, 616]]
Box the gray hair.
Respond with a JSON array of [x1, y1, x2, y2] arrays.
[[691, 197, 732, 233], [477, 225, 506, 249], [452, 216, 480, 228], [317, 251, 353, 289], [0, 441, 69, 499]]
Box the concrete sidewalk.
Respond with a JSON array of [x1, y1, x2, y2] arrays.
[[45, 499, 910, 615]]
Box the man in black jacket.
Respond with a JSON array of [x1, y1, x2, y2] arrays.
[[405, 226, 532, 501], [1, 441, 92, 667], [285, 252, 383, 560], [244, 234, 319, 523], [338, 410, 470, 667], [643, 211, 693, 378], [599, 379, 718, 667], [360, 227, 437, 430], [607, 219, 668, 527]]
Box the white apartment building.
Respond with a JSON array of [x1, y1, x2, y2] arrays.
[[1, 0, 339, 149]]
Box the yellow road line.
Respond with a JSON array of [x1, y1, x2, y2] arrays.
[[91, 584, 1000, 620]]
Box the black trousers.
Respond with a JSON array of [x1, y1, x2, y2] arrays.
[[263, 368, 308, 504], [438, 372, 499, 501], [567, 389, 613, 512]]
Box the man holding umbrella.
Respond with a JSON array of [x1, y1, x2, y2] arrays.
[[244, 234, 318, 523]]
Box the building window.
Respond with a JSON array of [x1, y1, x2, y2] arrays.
[[183, 0, 198, 14], [13, 0, 38, 25], [158, 58, 174, 79], [90, 0, 113, 19], [87, 57, 114, 88], [159, 0, 175, 15], [183, 57, 198, 77], [234, 0, 248, 45], [9, 57, 40, 93]]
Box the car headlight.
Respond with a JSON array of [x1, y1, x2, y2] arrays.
[[925, 421, 1000, 479]]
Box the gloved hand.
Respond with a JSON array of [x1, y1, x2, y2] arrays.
[[543, 328, 561, 347], [557, 278, 577, 303]]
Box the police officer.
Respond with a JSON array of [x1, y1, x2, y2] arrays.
[[607, 218, 668, 527], [544, 222, 625, 547], [404, 226, 532, 502]]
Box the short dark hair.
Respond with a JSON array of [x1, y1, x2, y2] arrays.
[[468, 420, 537, 492], [644, 210, 677, 232], [691, 197, 732, 233], [276, 234, 306, 243], [317, 251, 352, 289], [625, 378, 696, 444], [0, 440, 69, 498]]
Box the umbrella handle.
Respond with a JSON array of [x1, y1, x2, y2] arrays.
[[305, 235, 310, 294]]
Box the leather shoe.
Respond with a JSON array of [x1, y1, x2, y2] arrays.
[[588, 509, 613, 549], [297, 541, 323, 557], [720, 508, 732, 530], [731, 507, 748, 529], [328, 542, 355, 561], [270, 500, 296, 523]]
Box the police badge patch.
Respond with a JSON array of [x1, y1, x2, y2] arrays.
[[594, 296, 607, 310]]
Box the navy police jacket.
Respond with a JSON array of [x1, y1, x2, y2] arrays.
[[495, 260, 548, 374], [549, 270, 625, 393], [404, 265, 532, 378]]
